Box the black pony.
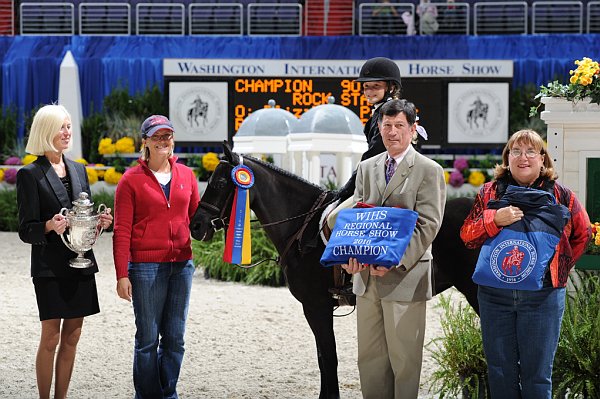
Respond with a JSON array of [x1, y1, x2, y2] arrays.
[[190, 145, 481, 399]]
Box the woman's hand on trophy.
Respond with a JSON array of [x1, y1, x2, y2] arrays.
[[46, 214, 67, 235], [98, 208, 113, 229]]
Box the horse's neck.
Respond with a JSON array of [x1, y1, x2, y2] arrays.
[[249, 164, 324, 247]]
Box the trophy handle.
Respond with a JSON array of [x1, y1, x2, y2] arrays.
[[96, 203, 107, 236], [59, 208, 76, 253]]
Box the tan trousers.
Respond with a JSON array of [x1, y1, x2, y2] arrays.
[[356, 277, 426, 399]]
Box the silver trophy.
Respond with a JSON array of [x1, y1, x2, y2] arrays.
[[60, 192, 107, 268]]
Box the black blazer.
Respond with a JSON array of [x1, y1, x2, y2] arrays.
[[17, 156, 98, 278]]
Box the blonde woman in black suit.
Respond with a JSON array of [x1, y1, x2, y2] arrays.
[[16, 104, 112, 399]]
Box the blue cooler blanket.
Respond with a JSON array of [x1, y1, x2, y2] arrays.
[[320, 206, 418, 268], [472, 185, 570, 290]]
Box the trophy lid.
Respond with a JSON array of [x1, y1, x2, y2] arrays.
[[72, 192, 94, 215]]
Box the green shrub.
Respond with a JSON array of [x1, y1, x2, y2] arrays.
[[0, 107, 17, 158], [553, 271, 600, 398], [82, 112, 108, 163], [427, 295, 489, 399], [192, 228, 284, 287], [0, 189, 18, 232]]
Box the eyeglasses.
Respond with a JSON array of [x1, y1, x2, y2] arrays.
[[149, 134, 173, 142], [509, 149, 541, 159]]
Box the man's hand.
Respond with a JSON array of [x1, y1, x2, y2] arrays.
[[341, 257, 369, 274]]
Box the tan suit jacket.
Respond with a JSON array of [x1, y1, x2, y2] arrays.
[[352, 146, 446, 302]]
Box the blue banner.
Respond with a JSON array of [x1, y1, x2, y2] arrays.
[[473, 185, 570, 290], [321, 207, 418, 268]]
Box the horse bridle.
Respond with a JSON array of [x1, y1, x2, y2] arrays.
[[198, 188, 335, 267]]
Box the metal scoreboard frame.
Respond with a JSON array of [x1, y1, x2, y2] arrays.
[[163, 59, 513, 148]]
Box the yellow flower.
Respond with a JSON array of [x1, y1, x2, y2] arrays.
[[444, 170, 450, 184], [467, 170, 486, 186], [94, 163, 105, 179], [115, 137, 136, 154], [0, 169, 4, 182], [104, 167, 123, 185], [86, 167, 98, 184], [98, 138, 116, 155], [74, 158, 88, 165], [202, 152, 220, 172], [22, 154, 38, 165]]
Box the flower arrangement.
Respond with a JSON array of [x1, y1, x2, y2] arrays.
[[0, 169, 4, 182], [202, 152, 219, 172], [587, 222, 600, 255], [22, 154, 37, 165], [3, 168, 17, 184], [438, 156, 495, 189], [192, 152, 221, 181], [74, 158, 88, 165], [104, 167, 123, 185], [115, 137, 136, 154], [86, 167, 98, 185], [530, 57, 600, 117], [98, 138, 116, 155], [3, 156, 21, 165], [98, 136, 137, 155]]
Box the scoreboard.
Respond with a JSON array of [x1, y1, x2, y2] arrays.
[[232, 77, 372, 129], [164, 59, 513, 148]]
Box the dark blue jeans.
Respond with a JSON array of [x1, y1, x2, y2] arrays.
[[478, 285, 566, 399], [129, 260, 194, 399]]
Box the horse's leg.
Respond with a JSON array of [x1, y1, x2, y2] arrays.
[[302, 303, 340, 399]]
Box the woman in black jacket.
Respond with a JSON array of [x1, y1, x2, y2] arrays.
[[17, 104, 112, 399]]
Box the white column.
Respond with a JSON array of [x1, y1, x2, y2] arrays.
[[58, 51, 83, 160]]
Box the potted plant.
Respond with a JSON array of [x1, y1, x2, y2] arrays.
[[530, 57, 600, 117], [552, 271, 600, 398], [576, 222, 600, 271], [427, 295, 489, 399]]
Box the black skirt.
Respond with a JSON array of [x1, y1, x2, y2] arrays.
[[33, 275, 100, 321]]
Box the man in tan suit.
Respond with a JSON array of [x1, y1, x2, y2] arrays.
[[342, 99, 446, 399]]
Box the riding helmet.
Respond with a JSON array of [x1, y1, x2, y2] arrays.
[[356, 57, 402, 89]]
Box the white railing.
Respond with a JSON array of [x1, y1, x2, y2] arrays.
[[247, 3, 302, 36], [136, 2, 185, 36], [532, 1, 583, 34], [588, 1, 600, 32], [189, 3, 243, 36], [20, 2, 74, 35], [79, 3, 131, 36], [474, 1, 527, 35], [358, 3, 415, 36]]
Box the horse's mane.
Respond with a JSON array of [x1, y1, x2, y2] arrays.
[[241, 154, 325, 191]]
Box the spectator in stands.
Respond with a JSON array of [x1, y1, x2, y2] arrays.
[[113, 115, 199, 399], [401, 11, 416, 35], [17, 104, 113, 399], [372, 0, 399, 35], [417, 0, 439, 35]]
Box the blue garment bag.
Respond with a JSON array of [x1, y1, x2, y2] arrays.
[[320, 207, 418, 268], [472, 185, 570, 290]]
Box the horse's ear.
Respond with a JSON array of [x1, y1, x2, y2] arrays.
[[222, 141, 234, 162]]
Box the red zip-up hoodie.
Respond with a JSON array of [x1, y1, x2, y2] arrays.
[[112, 157, 200, 280]]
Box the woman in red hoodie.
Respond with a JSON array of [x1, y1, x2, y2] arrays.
[[113, 115, 199, 399]]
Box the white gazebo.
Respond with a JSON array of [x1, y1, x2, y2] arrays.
[[288, 97, 367, 186], [232, 99, 298, 169]]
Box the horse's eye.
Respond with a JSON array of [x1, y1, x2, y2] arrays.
[[210, 177, 228, 190]]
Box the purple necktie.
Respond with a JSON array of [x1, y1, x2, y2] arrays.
[[385, 157, 396, 184]]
